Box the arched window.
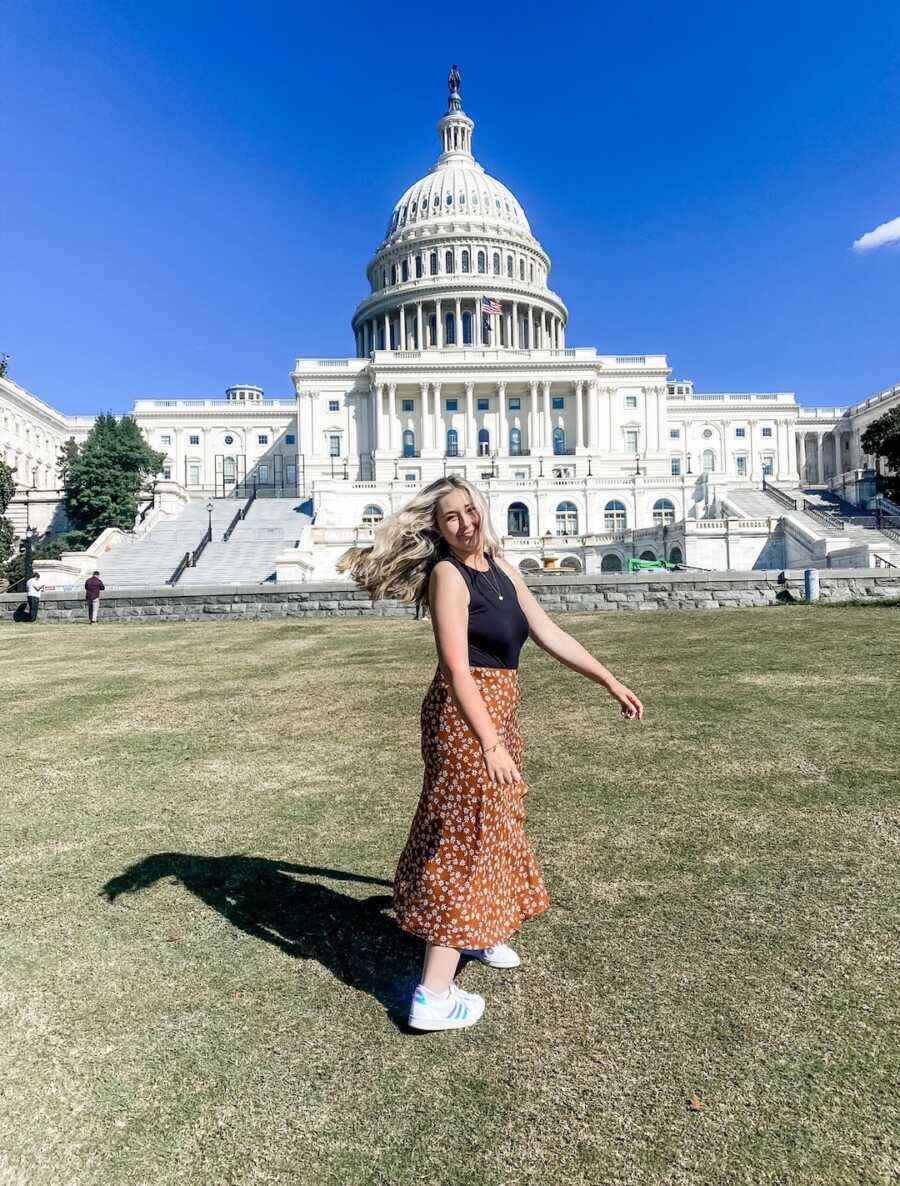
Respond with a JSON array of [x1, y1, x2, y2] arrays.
[[378, 325, 385, 350], [560, 556, 582, 573], [601, 553, 623, 573], [652, 498, 675, 526], [429, 314, 437, 346], [446, 429, 459, 457], [461, 250, 470, 273], [639, 550, 657, 561], [506, 255, 513, 277], [702, 449, 716, 473], [509, 427, 522, 456], [556, 501, 578, 536], [381, 269, 387, 288], [493, 252, 501, 275], [402, 430, 416, 457], [478, 428, 490, 456], [507, 501, 530, 536], [477, 250, 486, 274], [430, 251, 438, 275], [415, 254, 423, 279], [519, 557, 540, 574], [361, 504, 384, 526], [604, 500, 627, 531], [530, 262, 534, 282], [553, 427, 566, 455], [401, 259, 409, 282], [389, 321, 396, 350], [445, 312, 456, 344], [519, 259, 525, 280], [462, 311, 472, 344], [445, 250, 454, 274], [390, 264, 397, 285], [668, 546, 683, 566]]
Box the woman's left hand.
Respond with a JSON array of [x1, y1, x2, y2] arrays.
[[606, 680, 644, 720]]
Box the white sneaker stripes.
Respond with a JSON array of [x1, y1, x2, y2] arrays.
[[407, 982, 486, 1031]]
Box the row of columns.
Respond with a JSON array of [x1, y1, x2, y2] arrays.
[[356, 300, 566, 356], [797, 428, 864, 483], [369, 380, 663, 456]]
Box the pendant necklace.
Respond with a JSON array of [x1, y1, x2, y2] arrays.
[[478, 554, 504, 600]]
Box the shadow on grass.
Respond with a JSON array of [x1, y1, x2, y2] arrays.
[[102, 853, 423, 1018]]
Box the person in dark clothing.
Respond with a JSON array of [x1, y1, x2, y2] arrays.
[[85, 571, 105, 624]]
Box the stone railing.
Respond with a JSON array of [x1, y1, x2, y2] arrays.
[[5, 570, 898, 624]]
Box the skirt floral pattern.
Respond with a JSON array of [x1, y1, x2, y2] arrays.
[[393, 665, 550, 949]]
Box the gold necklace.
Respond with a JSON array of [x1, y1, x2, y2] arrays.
[[477, 554, 504, 601]]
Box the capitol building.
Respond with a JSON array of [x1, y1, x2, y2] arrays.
[[2, 71, 899, 586]]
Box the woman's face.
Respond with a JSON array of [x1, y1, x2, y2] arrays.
[[435, 488, 482, 557]]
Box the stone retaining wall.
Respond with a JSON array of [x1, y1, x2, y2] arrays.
[[3, 570, 898, 624]]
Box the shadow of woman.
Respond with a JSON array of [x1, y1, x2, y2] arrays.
[[101, 854, 422, 1017]]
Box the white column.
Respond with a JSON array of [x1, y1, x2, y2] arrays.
[[586, 380, 599, 450], [454, 296, 461, 347], [541, 381, 552, 454], [798, 431, 807, 483], [528, 306, 535, 350], [416, 303, 423, 351], [474, 299, 482, 347], [656, 385, 665, 454], [575, 380, 585, 450], [399, 306, 406, 351], [436, 299, 443, 348], [387, 383, 397, 452], [559, 320, 566, 348], [382, 313, 390, 351], [529, 381, 539, 452], [432, 383, 442, 453], [370, 386, 381, 453], [512, 301, 519, 348], [748, 419, 758, 478], [607, 386, 614, 453], [498, 382, 507, 455], [465, 382, 476, 456], [816, 434, 825, 484], [420, 383, 430, 451]]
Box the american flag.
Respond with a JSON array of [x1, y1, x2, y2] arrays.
[[481, 295, 502, 315]]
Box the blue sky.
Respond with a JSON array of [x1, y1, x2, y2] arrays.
[[5, 0, 900, 414]]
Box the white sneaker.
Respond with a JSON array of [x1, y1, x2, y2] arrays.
[[407, 982, 485, 1031], [462, 943, 521, 969]]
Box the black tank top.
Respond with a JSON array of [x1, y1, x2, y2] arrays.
[[442, 552, 530, 670]]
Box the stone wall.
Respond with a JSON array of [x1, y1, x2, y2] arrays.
[[3, 570, 899, 624]]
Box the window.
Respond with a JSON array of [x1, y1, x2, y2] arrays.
[[429, 314, 437, 346], [652, 498, 675, 526], [445, 250, 454, 274], [328, 400, 339, 412], [259, 463, 270, 482], [556, 501, 578, 535], [477, 398, 489, 411], [224, 435, 234, 445], [519, 259, 525, 280], [445, 312, 456, 345], [461, 250, 470, 273], [604, 500, 627, 531], [445, 399, 458, 411], [163, 465, 172, 480], [430, 251, 438, 275], [625, 430, 639, 453], [403, 430, 416, 457], [462, 312, 472, 344], [161, 434, 172, 445], [509, 398, 521, 411], [258, 434, 269, 445], [446, 429, 459, 457], [328, 434, 341, 457], [508, 501, 529, 535], [285, 433, 295, 445], [625, 395, 638, 408], [735, 427, 746, 438], [762, 455, 774, 475], [762, 426, 773, 438], [415, 254, 423, 279], [736, 455, 747, 476], [401, 399, 414, 412], [553, 426, 566, 455], [513, 470, 528, 481], [189, 434, 200, 445], [506, 255, 513, 277], [404, 471, 418, 482], [401, 259, 409, 282], [530, 262, 534, 282], [601, 553, 623, 573], [477, 251, 486, 274], [492, 253, 500, 275], [669, 429, 680, 440], [671, 456, 682, 476], [552, 397, 564, 410], [390, 264, 396, 285], [361, 504, 384, 526], [702, 448, 716, 473], [478, 428, 490, 456], [510, 427, 522, 456]]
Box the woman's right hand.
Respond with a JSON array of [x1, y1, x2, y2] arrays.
[[482, 743, 522, 788]]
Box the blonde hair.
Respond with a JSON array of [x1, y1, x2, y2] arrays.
[[337, 475, 504, 616]]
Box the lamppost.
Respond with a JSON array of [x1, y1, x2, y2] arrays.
[[538, 457, 544, 478], [393, 459, 399, 481], [587, 457, 593, 477], [634, 453, 642, 477], [342, 457, 349, 481], [206, 499, 213, 541], [491, 451, 498, 480], [686, 452, 693, 475]]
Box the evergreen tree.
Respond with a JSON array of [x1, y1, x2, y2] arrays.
[[0, 457, 16, 582], [60, 414, 165, 542], [861, 407, 900, 501]]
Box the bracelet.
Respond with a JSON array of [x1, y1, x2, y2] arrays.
[[482, 741, 501, 756]]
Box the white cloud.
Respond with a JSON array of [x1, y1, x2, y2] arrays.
[[852, 215, 900, 253]]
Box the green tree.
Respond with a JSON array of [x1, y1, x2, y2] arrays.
[[861, 406, 900, 501], [60, 414, 165, 543], [0, 457, 16, 582]]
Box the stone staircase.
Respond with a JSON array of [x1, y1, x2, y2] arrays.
[[178, 498, 311, 586], [93, 500, 238, 589]]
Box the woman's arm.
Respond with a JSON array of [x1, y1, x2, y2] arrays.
[[496, 557, 644, 720], [429, 562, 523, 784]]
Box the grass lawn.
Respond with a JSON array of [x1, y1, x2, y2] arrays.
[[1, 605, 898, 1186]]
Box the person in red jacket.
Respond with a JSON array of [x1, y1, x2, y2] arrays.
[[84, 571, 105, 624]]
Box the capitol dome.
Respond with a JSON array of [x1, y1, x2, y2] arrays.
[[351, 70, 568, 356]]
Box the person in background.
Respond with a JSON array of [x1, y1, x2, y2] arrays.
[[85, 571, 105, 624], [25, 571, 44, 622]]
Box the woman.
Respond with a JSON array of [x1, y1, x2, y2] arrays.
[[339, 475, 643, 1032]]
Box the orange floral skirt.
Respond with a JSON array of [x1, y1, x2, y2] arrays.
[[393, 665, 550, 949]]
